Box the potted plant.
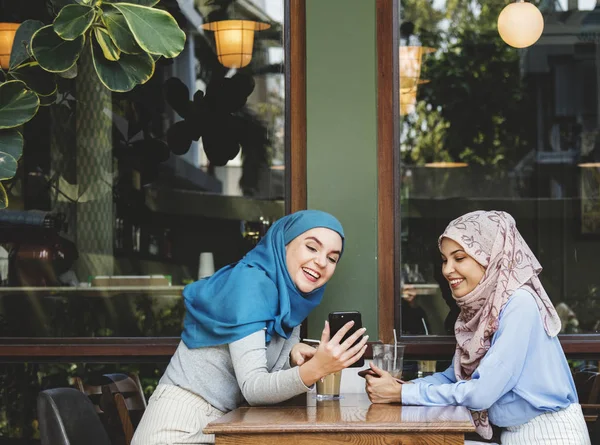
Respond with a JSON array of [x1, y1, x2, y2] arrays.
[[0, 0, 186, 208]]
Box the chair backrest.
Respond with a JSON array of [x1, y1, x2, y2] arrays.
[[37, 388, 112, 445], [103, 373, 147, 445], [73, 372, 146, 445], [73, 376, 104, 413], [104, 373, 147, 409], [73, 375, 128, 445]]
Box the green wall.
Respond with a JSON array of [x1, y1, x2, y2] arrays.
[[305, 0, 379, 339]]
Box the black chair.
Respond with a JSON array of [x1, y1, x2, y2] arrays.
[[37, 387, 112, 445]]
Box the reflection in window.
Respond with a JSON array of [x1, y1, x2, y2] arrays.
[[0, 0, 286, 338], [399, 0, 600, 335]]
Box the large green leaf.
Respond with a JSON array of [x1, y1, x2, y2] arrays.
[[111, 3, 185, 58], [54, 4, 96, 41], [57, 63, 78, 79], [100, 5, 143, 54], [9, 20, 45, 70], [49, 0, 78, 13], [0, 151, 18, 181], [0, 81, 40, 129], [94, 27, 121, 61], [0, 183, 8, 209], [91, 38, 154, 92], [31, 25, 85, 73], [40, 90, 58, 106], [0, 129, 23, 162], [105, 0, 160, 5], [0, 128, 21, 208], [10, 62, 58, 97]]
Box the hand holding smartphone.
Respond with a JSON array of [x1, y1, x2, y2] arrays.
[[357, 368, 378, 378], [358, 367, 407, 384], [328, 311, 365, 368]]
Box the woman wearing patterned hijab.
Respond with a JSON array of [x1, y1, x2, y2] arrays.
[[133, 210, 368, 445], [365, 210, 589, 445]]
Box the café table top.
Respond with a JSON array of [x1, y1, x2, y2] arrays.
[[204, 392, 475, 435]]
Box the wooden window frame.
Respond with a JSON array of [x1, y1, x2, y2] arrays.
[[0, 0, 307, 361], [375, 0, 600, 359]]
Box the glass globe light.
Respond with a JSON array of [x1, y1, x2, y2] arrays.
[[497, 1, 544, 49]]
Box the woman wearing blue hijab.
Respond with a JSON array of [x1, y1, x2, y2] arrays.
[[133, 210, 367, 445]]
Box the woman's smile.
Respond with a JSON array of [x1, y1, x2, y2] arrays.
[[448, 277, 464, 289], [302, 267, 321, 282]]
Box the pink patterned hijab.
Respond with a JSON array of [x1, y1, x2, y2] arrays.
[[439, 210, 561, 439]]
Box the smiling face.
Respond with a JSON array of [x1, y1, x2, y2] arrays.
[[440, 237, 486, 298], [285, 227, 343, 293]]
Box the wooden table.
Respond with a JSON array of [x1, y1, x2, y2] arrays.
[[204, 392, 475, 444]]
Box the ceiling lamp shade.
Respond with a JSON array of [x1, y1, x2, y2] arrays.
[[399, 46, 434, 115], [497, 1, 544, 48], [0, 23, 19, 69], [400, 88, 417, 115], [202, 20, 270, 69]]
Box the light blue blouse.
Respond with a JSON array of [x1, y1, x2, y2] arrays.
[[401, 288, 578, 427]]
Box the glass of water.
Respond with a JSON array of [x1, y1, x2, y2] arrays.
[[372, 344, 405, 379]]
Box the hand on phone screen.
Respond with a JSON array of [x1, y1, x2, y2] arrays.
[[328, 311, 365, 368]]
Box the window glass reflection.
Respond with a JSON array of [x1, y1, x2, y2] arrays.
[[399, 0, 600, 335], [0, 0, 286, 338]]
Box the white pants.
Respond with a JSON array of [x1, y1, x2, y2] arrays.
[[500, 403, 591, 445], [131, 384, 225, 445]]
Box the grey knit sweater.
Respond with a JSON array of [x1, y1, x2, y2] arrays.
[[160, 326, 311, 412]]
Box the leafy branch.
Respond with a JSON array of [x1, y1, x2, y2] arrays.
[[0, 0, 186, 208]]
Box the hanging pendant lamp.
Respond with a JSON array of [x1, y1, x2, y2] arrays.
[[201, 20, 270, 69], [497, 0, 544, 48]]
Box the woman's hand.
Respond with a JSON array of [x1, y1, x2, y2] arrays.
[[365, 363, 402, 404], [290, 342, 316, 367], [298, 320, 368, 386]]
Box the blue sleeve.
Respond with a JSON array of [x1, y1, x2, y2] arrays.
[[402, 290, 536, 411], [410, 357, 457, 385]]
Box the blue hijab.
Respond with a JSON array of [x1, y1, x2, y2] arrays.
[[181, 210, 345, 348]]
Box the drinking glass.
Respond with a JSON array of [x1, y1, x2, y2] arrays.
[[372, 344, 405, 379], [316, 370, 342, 400]]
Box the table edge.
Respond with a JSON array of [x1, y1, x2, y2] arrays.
[[204, 422, 476, 435]]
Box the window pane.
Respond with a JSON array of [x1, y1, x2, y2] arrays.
[[398, 0, 600, 335], [0, 0, 286, 337]]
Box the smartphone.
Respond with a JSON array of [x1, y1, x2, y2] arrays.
[[358, 368, 407, 383], [357, 369, 378, 378], [328, 311, 364, 368]]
